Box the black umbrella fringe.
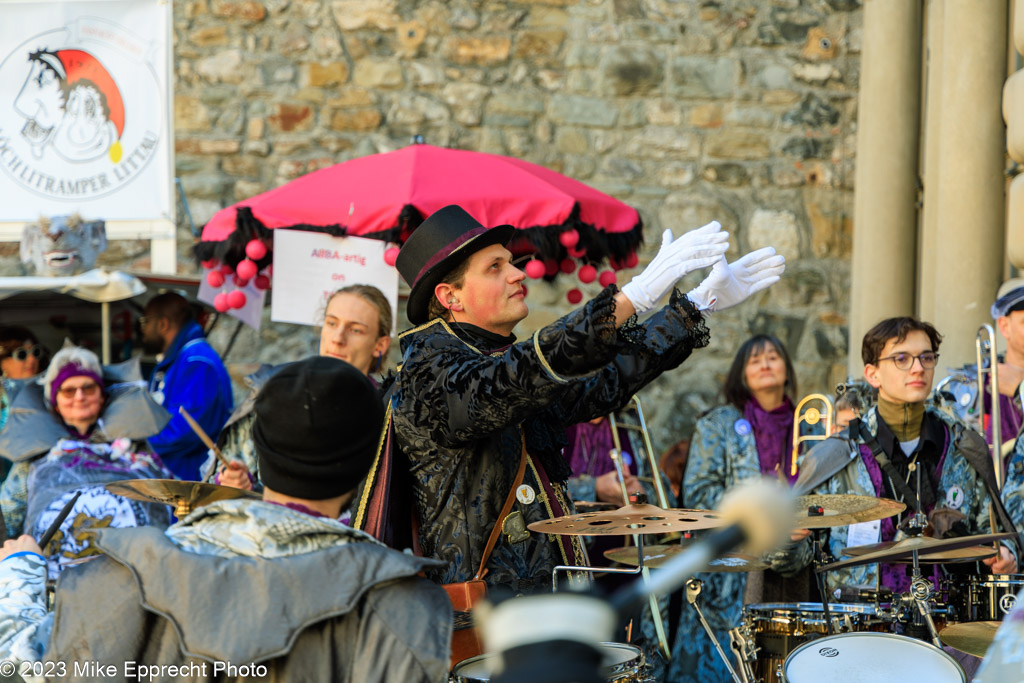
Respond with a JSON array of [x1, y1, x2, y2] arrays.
[[192, 203, 642, 278]]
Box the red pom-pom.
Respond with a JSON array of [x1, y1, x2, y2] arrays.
[[578, 265, 597, 284], [227, 290, 247, 309], [254, 274, 271, 290], [568, 246, 586, 259], [544, 259, 558, 277], [213, 292, 231, 313], [384, 247, 400, 266], [625, 252, 639, 268], [567, 289, 583, 304], [201, 259, 219, 270], [236, 259, 258, 280], [598, 270, 617, 287], [220, 264, 234, 275], [559, 230, 580, 248], [560, 259, 576, 274], [245, 239, 267, 261], [206, 270, 225, 288], [525, 260, 546, 279], [233, 275, 250, 288]]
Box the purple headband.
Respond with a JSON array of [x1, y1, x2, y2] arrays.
[[50, 363, 104, 406]]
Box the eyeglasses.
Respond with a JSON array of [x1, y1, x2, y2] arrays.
[[3, 345, 41, 362], [875, 352, 939, 371], [57, 382, 101, 399]]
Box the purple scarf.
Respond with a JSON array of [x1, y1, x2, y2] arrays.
[[564, 420, 636, 478], [744, 397, 796, 482]]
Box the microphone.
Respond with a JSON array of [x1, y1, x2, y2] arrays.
[[611, 478, 795, 613]]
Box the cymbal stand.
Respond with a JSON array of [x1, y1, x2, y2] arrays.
[[900, 464, 942, 647], [685, 578, 744, 683], [807, 504, 836, 635]]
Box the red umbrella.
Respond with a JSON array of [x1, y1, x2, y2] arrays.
[[195, 144, 642, 276]]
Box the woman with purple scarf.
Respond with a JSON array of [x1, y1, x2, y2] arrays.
[[649, 334, 809, 683], [0, 347, 173, 579]]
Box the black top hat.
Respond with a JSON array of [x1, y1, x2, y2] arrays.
[[396, 205, 515, 325]]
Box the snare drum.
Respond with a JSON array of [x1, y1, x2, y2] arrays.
[[782, 632, 965, 682], [945, 574, 1024, 622], [449, 643, 647, 682], [739, 603, 888, 683]]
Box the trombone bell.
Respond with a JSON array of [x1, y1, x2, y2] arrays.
[[790, 394, 835, 478]]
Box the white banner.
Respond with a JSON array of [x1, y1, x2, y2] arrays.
[[270, 230, 398, 330], [0, 0, 172, 221]]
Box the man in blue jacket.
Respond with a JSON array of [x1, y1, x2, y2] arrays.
[[142, 292, 232, 480]]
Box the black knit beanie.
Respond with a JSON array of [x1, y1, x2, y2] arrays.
[[253, 356, 384, 500]]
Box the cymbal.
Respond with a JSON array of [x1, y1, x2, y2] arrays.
[[841, 536, 997, 563], [795, 494, 906, 529], [939, 621, 1001, 658], [105, 479, 259, 517], [819, 532, 1016, 573], [527, 503, 722, 536], [603, 544, 769, 572]]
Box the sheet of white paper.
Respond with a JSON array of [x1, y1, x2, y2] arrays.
[[846, 519, 881, 548]]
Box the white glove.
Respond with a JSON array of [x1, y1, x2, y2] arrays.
[[621, 222, 729, 315], [687, 247, 786, 312]]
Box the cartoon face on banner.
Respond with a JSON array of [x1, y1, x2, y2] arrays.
[[0, 7, 170, 221], [20, 213, 107, 276]]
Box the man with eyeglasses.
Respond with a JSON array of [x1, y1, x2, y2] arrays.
[[789, 317, 1017, 601]]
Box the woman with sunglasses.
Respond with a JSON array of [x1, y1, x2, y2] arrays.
[[0, 327, 45, 445], [0, 346, 174, 578]]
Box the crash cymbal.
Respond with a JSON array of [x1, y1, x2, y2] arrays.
[[842, 536, 997, 563], [819, 532, 1016, 573], [795, 494, 906, 529], [603, 544, 769, 572], [105, 479, 259, 518], [527, 503, 722, 536], [939, 621, 1001, 658]]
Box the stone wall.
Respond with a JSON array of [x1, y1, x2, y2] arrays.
[[50, 0, 870, 452]]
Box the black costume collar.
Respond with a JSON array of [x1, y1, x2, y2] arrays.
[[449, 322, 516, 353]]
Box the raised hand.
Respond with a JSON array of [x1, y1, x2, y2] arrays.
[[687, 247, 785, 312], [621, 221, 729, 315]]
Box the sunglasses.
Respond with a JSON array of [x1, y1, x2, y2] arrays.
[[57, 382, 101, 399], [4, 345, 42, 362]]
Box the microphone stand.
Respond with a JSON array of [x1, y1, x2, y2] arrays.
[[685, 577, 744, 683]]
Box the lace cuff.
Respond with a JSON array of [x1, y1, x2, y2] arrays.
[[671, 288, 711, 349]]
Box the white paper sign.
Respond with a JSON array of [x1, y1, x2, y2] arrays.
[[0, 0, 173, 221], [270, 229, 398, 329], [846, 519, 881, 549]]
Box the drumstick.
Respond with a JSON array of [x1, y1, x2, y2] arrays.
[[178, 406, 231, 471], [38, 491, 82, 550]]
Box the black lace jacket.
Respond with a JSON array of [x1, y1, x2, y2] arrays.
[[391, 286, 709, 589]]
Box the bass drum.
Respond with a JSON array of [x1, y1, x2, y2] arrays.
[[782, 632, 965, 683], [450, 643, 649, 682]]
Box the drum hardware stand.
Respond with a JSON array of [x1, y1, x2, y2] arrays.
[[807, 504, 837, 635], [550, 505, 672, 660], [685, 578, 744, 683], [726, 626, 756, 683], [896, 467, 943, 648]]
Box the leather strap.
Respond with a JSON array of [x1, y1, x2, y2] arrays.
[[850, 418, 922, 513], [474, 440, 528, 581]]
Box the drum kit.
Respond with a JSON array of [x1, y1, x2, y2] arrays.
[[448, 491, 1018, 683]]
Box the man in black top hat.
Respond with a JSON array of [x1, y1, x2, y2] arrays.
[[0, 357, 452, 682], [355, 204, 785, 595]]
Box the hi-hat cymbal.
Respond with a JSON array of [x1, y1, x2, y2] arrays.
[[795, 494, 906, 529], [819, 532, 1015, 573], [105, 479, 259, 517], [603, 544, 769, 572], [939, 621, 1001, 658], [841, 536, 998, 563], [527, 503, 722, 536]]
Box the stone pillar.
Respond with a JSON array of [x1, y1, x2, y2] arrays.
[[1008, 0, 1024, 270], [917, 0, 945, 323], [929, 0, 1007, 365], [848, 0, 922, 373]]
